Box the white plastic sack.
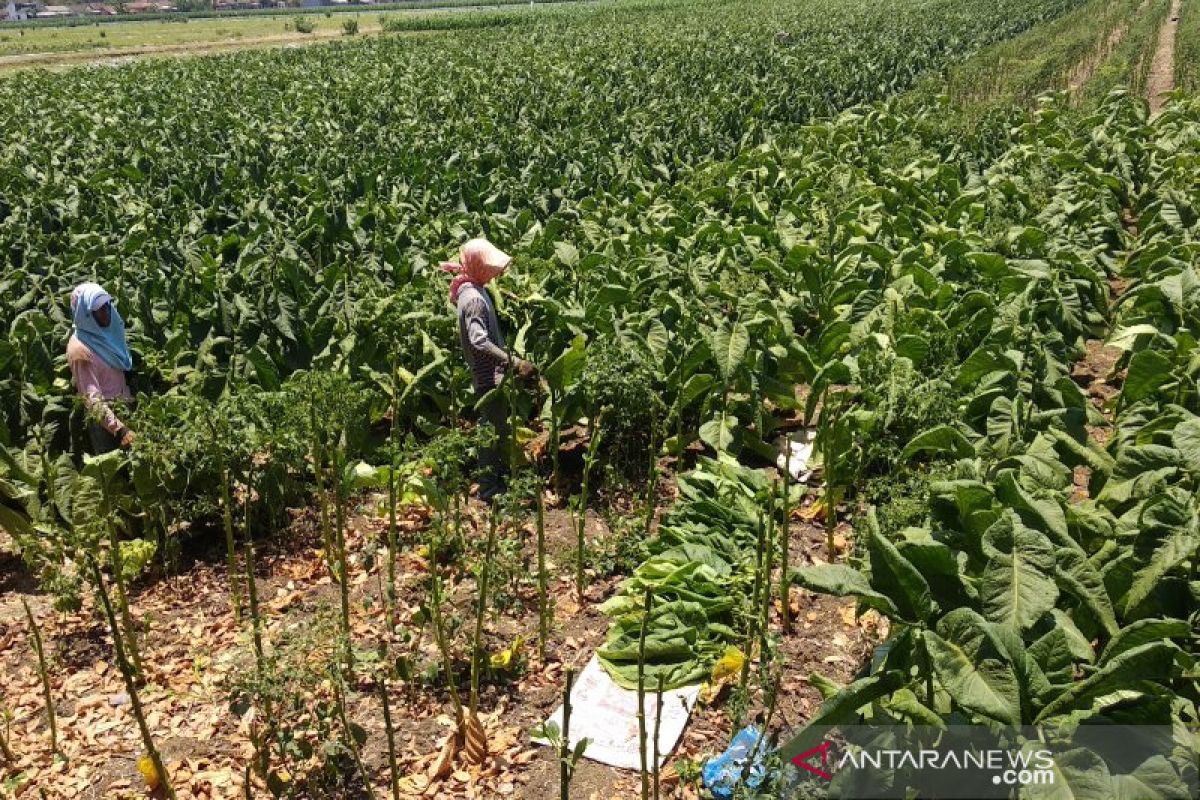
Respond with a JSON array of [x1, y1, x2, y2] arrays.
[[775, 428, 816, 482], [533, 654, 700, 770]]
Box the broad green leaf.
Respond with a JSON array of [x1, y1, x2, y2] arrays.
[[779, 672, 906, 763], [698, 414, 738, 453], [900, 424, 975, 461], [1105, 324, 1161, 353], [980, 513, 1058, 632], [790, 564, 899, 616], [1122, 350, 1172, 404], [1169, 418, 1200, 474], [1023, 748, 1112, 800], [1100, 619, 1190, 666], [554, 241, 579, 267], [925, 610, 1021, 726], [1123, 498, 1199, 615], [1035, 642, 1179, 722], [865, 510, 933, 623], [1055, 550, 1118, 637], [542, 335, 587, 390], [708, 323, 749, 381]]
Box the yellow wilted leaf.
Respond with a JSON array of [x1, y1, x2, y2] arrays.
[[489, 636, 524, 671], [137, 755, 162, 790], [799, 498, 826, 522], [710, 645, 745, 682], [701, 645, 745, 704]]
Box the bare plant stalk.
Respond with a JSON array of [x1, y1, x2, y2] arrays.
[[642, 417, 660, 535], [429, 522, 464, 728], [740, 514, 766, 713], [379, 678, 401, 800], [822, 399, 839, 563], [470, 510, 499, 716], [652, 674, 664, 800], [638, 589, 652, 800], [536, 489, 550, 663], [0, 704, 16, 764], [220, 467, 243, 621], [22, 599, 56, 753], [244, 540, 265, 672], [386, 460, 399, 638], [244, 547, 271, 779], [740, 664, 783, 787], [386, 363, 401, 637], [575, 411, 604, 601], [310, 405, 333, 556], [332, 445, 354, 683], [331, 665, 377, 800], [549, 391, 562, 498], [101, 479, 143, 679], [825, 484, 839, 563], [760, 490, 775, 668], [778, 473, 791, 632], [560, 667, 575, 800], [89, 558, 176, 800]]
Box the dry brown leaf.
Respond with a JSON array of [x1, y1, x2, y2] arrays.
[[429, 734, 458, 780], [462, 711, 488, 765]]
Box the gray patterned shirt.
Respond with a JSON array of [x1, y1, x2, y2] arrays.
[[456, 283, 510, 392]]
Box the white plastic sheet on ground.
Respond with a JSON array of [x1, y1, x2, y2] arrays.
[[775, 428, 816, 483], [533, 654, 701, 770]]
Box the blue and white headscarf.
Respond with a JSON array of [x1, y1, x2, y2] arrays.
[[70, 282, 133, 372]]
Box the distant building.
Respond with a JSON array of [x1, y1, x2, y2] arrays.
[[5, 0, 37, 19], [39, 3, 73, 15]]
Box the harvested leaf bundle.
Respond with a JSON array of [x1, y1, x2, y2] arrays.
[[599, 457, 764, 690]]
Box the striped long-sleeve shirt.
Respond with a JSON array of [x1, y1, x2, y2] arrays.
[[456, 283, 511, 392]]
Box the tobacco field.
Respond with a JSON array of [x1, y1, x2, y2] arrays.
[[1, 0, 1199, 797]]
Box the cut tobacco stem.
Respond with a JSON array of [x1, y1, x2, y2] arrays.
[[642, 416, 660, 534], [760, 490, 775, 669], [560, 666, 575, 800], [386, 362, 401, 636], [244, 539, 265, 671], [778, 474, 791, 631], [22, 599, 56, 754], [470, 509, 499, 716], [332, 665, 377, 800], [101, 474, 144, 679], [220, 466, 243, 621], [537, 488, 550, 663], [0, 704, 16, 764], [638, 589, 651, 800], [576, 409, 605, 601], [333, 444, 355, 683], [380, 678, 401, 800], [740, 664, 782, 787], [243, 534, 273, 779], [429, 520, 464, 728], [653, 673, 664, 800], [739, 512, 766, 717], [89, 557, 176, 800]]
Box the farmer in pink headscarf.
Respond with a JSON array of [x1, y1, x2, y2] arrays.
[[442, 238, 536, 500]]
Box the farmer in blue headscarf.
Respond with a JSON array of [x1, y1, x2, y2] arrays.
[[67, 282, 135, 454]]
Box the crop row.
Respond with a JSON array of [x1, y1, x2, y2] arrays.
[[0, 0, 1086, 456]]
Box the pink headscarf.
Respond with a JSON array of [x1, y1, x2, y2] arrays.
[[440, 238, 512, 303]]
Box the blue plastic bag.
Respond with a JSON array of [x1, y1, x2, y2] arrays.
[[702, 725, 772, 800]]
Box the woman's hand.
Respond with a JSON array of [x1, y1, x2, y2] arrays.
[[514, 358, 538, 380]]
